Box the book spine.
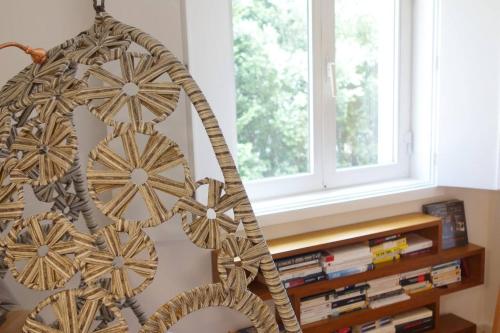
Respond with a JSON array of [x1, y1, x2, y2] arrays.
[[331, 295, 366, 308], [400, 274, 431, 286], [275, 251, 322, 268], [369, 234, 402, 246], [278, 259, 320, 272]]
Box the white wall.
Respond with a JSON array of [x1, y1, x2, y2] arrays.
[[0, 1, 499, 332]]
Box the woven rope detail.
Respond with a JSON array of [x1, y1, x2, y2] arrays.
[[10, 116, 78, 186], [217, 235, 267, 299], [140, 284, 279, 333], [78, 223, 158, 299], [176, 178, 246, 250], [79, 52, 180, 126], [30, 72, 87, 122], [0, 157, 24, 233], [65, 19, 131, 66], [4, 211, 93, 290], [23, 287, 129, 333], [87, 125, 194, 227]]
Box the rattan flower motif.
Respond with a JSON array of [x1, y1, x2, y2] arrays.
[[66, 21, 131, 65], [52, 193, 85, 222], [77, 223, 158, 299], [0, 111, 11, 153], [0, 58, 70, 112], [30, 73, 87, 122], [23, 287, 129, 333], [4, 212, 93, 291], [32, 162, 77, 202], [87, 126, 194, 227], [217, 235, 267, 298], [79, 52, 180, 126], [176, 178, 247, 250], [10, 116, 78, 186], [0, 157, 24, 233]]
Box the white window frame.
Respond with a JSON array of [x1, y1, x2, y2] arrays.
[[239, 0, 413, 200], [185, 0, 440, 225]]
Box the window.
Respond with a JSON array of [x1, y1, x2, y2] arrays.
[[231, 0, 412, 200]]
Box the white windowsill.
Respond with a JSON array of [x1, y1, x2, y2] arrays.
[[251, 179, 445, 227]]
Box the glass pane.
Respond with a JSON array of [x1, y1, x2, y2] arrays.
[[232, 0, 311, 181], [335, 0, 397, 169]]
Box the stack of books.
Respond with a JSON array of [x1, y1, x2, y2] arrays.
[[401, 234, 433, 257], [393, 307, 434, 332], [369, 234, 408, 264], [400, 267, 433, 294], [271, 251, 326, 289], [331, 283, 369, 317], [367, 274, 410, 309], [321, 243, 373, 280], [353, 317, 395, 333], [300, 291, 335, 325], [431, 260, 462, 287]]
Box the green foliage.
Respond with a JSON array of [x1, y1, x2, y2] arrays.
[[233, 0, 382, 180], [335, 0, 379, 168], [233, 0, 310, 181]]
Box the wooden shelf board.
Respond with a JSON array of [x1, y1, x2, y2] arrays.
[[440, 313, 477, 333], [252, 244, 484, 300], [301, 279, 481, 333], [266, 213, 440, 259]]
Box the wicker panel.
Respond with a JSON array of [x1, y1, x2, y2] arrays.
[[139, 284, 279, 333], [65, 19, 131, 66], [0, 57, 70, 112], [87, 125, 194, 227], [30, 73, 87, 122], [0, 10, 301, 333], [23, 287, 129, 333], [176, 178, 246, 250], [4, 212, 93, 290], [0, 157, 24, 233], [78, 223, 158, 299], [10, 116, 78, 186], [79, 52, 180, 126], [217, 235, 267, 298]]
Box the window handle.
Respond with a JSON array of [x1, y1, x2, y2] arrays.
[[327, 61, 336, 99]]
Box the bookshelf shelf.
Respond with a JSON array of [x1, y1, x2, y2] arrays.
[[213, 213, 485, 332]]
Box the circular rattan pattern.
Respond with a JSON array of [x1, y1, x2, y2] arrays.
[[0, 111, 11, 153], [79, 52, 180, 126], [52, 193, 85, 222], [66, 20, 131, 66], [23, 286, 129, 333], [10, 116, 78, 186], [4, 211, 93, 291], [0, 58, 70, 112], [77, 223, 158, 299], [0, 157, 24, 233], [139, 283, 279, 333], [87, 125, 194, 227], [217, 235, 267, 297], [176, 178, 246, 250], [30, 73, 87, 122]]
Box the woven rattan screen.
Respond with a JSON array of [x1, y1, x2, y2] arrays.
[[0, 12, 301, 333]]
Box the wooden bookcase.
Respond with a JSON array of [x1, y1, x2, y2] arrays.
[[213, 213, 485, 333]]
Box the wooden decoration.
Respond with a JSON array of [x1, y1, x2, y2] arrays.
[[0, 9, 301, 333]]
